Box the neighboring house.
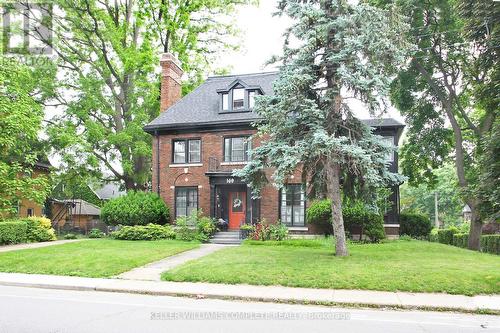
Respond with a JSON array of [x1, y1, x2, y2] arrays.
[[51, 199, 103, 233], [94, 183, 125, 201], [144, 53, 404, 236], [14, 160, 52, 218]]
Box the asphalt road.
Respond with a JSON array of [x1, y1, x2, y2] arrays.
[[0, 285, 498, 333]]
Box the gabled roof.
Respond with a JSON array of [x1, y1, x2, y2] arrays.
[[64, 199, 100, 216], [145, 71, 405, 132], [94, 183, 125, 200]]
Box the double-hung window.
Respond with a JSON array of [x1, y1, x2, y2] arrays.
[[280, 184, 305, 227], [173, 139, 201, 164], [224, 137, 251, 162], [175, 187, 198, 217]]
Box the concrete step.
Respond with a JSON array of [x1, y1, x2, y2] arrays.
[[212, 234, 240, 240], [209, 238, 242, 245]]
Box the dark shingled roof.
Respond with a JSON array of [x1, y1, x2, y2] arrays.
[[145, 71, 405, 131]]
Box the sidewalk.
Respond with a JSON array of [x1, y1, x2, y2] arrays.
[[117, 244, 230, 281], [0, 272, 498, 313], [0, 239, 87, 253]]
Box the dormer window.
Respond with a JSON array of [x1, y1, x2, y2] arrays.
[[233, 88, 245, 110], [222, 93, 229, 111], [218, 80, 263, 113]]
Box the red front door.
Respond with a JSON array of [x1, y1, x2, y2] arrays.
[[228, 192, 246, 229]]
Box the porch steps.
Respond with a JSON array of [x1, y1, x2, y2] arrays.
[[209, 230, 242, 245]]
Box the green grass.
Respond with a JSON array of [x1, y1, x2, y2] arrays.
[[162, 239, 500, 296], [0, 239, 199, 277]]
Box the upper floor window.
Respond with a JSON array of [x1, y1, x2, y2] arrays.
[[219, 82, 262, 112], [232, 88, 245, 110], [224, 137, 251, 162], [173, 139, 201, 164], [382, 136, 394, 162]]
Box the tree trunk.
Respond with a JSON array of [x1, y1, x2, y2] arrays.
[[325, 159, 348, 256], [467, 201, 482, 250]]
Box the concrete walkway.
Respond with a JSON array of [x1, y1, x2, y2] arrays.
[[117, 244, 230, 281], [0, 239, 87, 253], [0, 272, 498, 313]]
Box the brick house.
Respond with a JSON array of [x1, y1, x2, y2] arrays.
[[145, 53, 404, 236]]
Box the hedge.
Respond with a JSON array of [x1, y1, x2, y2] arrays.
[[101, 191, 170, 226], [480, 235, 499, 255], [111, 224, 176, 241], [436, 226, 459, 245], [23, 216, 56, 242], [452, 233, 469, 249], [399, 212, 432, 238], [0, 221, 28, 245]]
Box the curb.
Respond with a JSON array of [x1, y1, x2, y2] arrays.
[[0, 273, 498, 315]]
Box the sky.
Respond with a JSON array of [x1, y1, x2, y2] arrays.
[[215, 0, 404, 122]]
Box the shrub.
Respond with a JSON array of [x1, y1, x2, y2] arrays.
[[399, 212, 432, 238], [23, 217, 56, 242], [306, 199, 332, 227], [250, 220, 289, 241], [343, 201, 385, 243], [399, 235, 412, 241], [480, 235, 500, 255], [268, 222, 289, 241], [307, 199, 385, 242], [101, 191, 169, 226], [111, 224, 176, 241], [436, 226, 459, 245], [88, 228, 105, 238], [430, 228, 439, 242], [64, 233, 77, 240], [0, 221, 28, 245], [452, 233, 469, 248], [173, 210, 217, 242]]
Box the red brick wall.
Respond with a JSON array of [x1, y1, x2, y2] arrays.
[[154, 129, 288, 223]]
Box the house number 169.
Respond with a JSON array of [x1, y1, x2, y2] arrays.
[[226, 178, 234, 184]]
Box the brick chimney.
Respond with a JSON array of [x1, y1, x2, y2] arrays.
[[160, 53, 183, 112]]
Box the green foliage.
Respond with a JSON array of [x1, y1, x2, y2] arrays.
[[436, 227, 460, 245], [23, 217, 56, 242], [0, 57, 50, 216], [64, 233, 77, 240], [306, 199, 331, 227], [400, 164, 463, 227], [88, 228, 105, 239], [101, 191, 169, 226], [0, 221, 28, 245], [111, 224, 176, 241], [452, 233, 469, 249], [174, 210, 216, 242], [250, 220, 289, 241], [399, 235, 412, 241], [399, 212, 432, 238], [234, 1, 409, 255], [22, 0, 253, 190], [308, 199, 385, 243], [480, 235, 500, 255]]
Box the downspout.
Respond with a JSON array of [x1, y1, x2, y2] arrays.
[[155, 130, 160, 195]]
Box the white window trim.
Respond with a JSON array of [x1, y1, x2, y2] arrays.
[[383, 224, 400, 227]]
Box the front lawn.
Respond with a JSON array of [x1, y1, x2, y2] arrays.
[[162, 239, 500, 295], [0, 239, 199, 277]]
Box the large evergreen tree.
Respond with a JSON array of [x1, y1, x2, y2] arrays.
[[236, 0, 409, 256]]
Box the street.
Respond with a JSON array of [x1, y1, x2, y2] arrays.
[[0, 286, 498, 333]]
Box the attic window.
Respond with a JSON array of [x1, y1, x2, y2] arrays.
[[233, 88, 245, 110], [222, 93, 229, 111]]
